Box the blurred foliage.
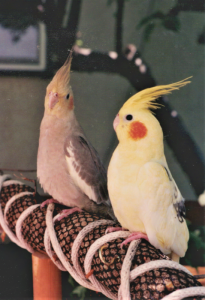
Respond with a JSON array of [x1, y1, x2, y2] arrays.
[[106, 0, 204, 44], [181, 221, 205, 268], [68, 275, 87, 300], [0, 0, 204, 45], [72, 286, 87, 300], [198, 27, 205, 44], [137, 0, 204, 43], [137, 11, 181, 41]]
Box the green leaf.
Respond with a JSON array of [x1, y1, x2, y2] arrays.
[[162, 15, 181, 32], [71, 286, 87, 300], [143, 23, 156, 41], [182, 223, 205, 268], [137, 11, 164, 29], [68, 274, 75, 288]]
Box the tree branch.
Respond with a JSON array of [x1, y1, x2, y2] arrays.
[[56, 0, 68, 26], [115, 0, 125, 53], [66, 0, 82, 48], [170, 0, 205, 15]]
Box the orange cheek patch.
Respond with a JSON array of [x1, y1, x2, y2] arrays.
[[129, 121, 147, 140]]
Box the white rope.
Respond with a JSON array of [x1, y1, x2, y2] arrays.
[[84, 231, 131, 300], [162, 286, 205, 300], [0, 174, 204, 300], [45, 203, 97, 291], [16, 204, 40, 253], [2, 180, 23, 186], [130, 259, 192, 282], [44, 227, 67, 271], [0, 175, 26, 247], [0, 174, 13, 191], [4, 191, 33, 223], [118, 240, 141, 300], [71, 219, 115, 280]]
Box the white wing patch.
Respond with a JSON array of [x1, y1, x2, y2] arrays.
[[163, 165, 186, 222], [65, 141, 98, 202]]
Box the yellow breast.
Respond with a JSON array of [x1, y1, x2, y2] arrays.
[[107, 147, 145, 233]]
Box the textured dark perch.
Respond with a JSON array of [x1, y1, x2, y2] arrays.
[[0, 181, 203, 300]]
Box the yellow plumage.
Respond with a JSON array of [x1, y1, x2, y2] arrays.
[[108, 79, 190, 262], [123, 77, 192, 111], [47, 53, 72, 97], [44, 53, 74, 119]]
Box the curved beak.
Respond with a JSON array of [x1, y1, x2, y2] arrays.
[[113, 113, 119, 130], [49, 92, 59, 109]]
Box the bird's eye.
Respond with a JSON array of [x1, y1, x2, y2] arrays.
[[125, 114, 133, 121], [66, 94, 70, 100]]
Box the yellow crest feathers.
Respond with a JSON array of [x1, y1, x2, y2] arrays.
[[122, 77, 192, 111], [48, 51, 73, 95]]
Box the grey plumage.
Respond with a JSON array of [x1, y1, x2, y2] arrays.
[[64, 135, 109, 204], [37, 57, 114, 219]]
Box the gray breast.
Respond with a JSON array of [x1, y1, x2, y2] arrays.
[[37, 118, 83, 206]]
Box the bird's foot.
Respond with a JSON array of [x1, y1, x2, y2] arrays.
[[120, 232, 149, 248], [171, 252, 179, 263], [105, 226, 127, 234], [57, 207, 83, 221], [40, 198, 59, 208]]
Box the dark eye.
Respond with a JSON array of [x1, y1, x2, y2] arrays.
[[125, 114, 133, 121], [66, 94, 70, 99]]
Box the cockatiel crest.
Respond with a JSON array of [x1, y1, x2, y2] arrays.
[[108, 78, 191, 262], [114, 78, 192, 146], [122, 77, 192, 111], [45, 53, 74, 117]]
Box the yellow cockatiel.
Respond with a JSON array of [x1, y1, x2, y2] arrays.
[[107, 79, 191, 262]]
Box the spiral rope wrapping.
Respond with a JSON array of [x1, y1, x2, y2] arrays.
[[0, 175, 205, 300]]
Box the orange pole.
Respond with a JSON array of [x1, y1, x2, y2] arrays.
[[32, 255, 62, 300], [185, 265, 205, 286]]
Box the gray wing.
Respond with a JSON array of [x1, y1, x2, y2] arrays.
[[164, 166, 186, 223], [64, 135, 109, 205]]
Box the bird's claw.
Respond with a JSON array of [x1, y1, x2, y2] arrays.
[[40, 198, 59, 208], [57, 207, 83, 221], [120, 232, 149, 248], [105, 226, 126, 234]]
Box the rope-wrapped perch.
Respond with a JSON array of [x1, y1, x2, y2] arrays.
[[0, 175, 205, 300]]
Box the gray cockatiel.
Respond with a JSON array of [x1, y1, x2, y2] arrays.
[[37, 55, 114, 219]]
